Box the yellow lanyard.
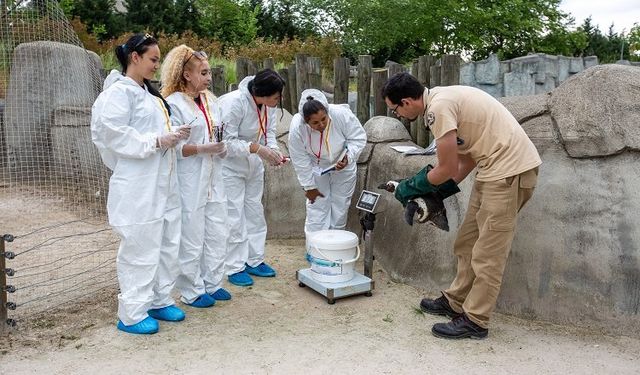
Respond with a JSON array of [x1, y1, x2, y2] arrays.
[[156, 97, 171, 132]]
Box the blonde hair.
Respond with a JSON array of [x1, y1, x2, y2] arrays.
[[160, 44, 197, 97]]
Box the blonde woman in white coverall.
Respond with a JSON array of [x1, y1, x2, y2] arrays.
[[217, 69, 287, 287], [91, 34, 188, 335], [161, 45, 232, 308], [288, 89, 367, 235]]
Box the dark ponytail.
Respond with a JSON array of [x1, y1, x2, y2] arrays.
[[114, 33, 171, 115], [302, 96, 327, 122]]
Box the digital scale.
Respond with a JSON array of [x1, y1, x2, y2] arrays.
[[296, 190, 384, 304]]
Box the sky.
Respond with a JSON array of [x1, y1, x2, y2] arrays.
[[560, 0, 639, 34]]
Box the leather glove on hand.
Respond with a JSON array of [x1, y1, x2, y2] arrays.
[[305, 188, 325, 204], [157, 132, 181, 150], [256, 144, 283, 166], [196, 142, 227, 157]]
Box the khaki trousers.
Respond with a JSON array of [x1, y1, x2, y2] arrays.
[[443, 167, 538, 328]]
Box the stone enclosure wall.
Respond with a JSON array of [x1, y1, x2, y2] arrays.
[[460, 53, 599, 97]]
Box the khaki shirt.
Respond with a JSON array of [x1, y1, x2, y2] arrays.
[[423, 86, 541, 182]]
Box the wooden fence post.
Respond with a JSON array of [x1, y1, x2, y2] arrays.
[[333, 57, 349, 104], [410, 61, 420, 143], [372, 69, 387, 116], [278, 67, 292, 113], [236, 57, 249, 83], [288, 62, 299, 113], [430, 63, 441, 88], [247, 60, 258, 76], [263, 57, 275, 71], [441, 54, 461, 86], [308, 57, 322, 89], [357, 55, 372, 124], [295, 54, 309, 106], [211, 65, 226, 97]]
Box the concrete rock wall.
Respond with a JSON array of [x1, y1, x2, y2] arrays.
[[461, 53, 599, 98]]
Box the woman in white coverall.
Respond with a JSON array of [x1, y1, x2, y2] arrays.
[[217, 69, 287, 287], [288, 89, 367, 235], [160, 45, 232, 308], [91, 34, 188, 335]]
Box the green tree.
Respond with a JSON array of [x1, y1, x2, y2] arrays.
[[297, 0, 573, 63], [172, 0, 202, 35], [66, 0, 125, 40], [124, 0, 176, 34], [629, 23, 640, 61], [250, 0, 314, 40], [195, 0, 258, 46]]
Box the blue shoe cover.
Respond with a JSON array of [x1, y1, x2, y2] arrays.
[[228, 271, 254, 286], [186, 294, 216, 308], [117, 316, 159, 334], [210, 288, 232, 300], [245, 262, 276, 277], [148, 305, 186, 321]]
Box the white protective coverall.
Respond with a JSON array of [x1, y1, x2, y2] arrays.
[[166, 91, 229, 304], [217, 76, 280, 274], [91, 70, 181, 325], [288, 89, 367, 235]]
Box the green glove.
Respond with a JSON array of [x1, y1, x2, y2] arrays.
[[394, 165, 462, 206], [394, 165, 437, 206]]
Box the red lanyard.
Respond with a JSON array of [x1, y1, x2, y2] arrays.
[[309, 130, 323, 164], [253, 98, 268, 145], [195, 94, 212, 141]]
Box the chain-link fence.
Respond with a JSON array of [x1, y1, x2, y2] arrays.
[[1, 0, 117, 330]]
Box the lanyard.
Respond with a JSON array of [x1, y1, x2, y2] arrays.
[[156, 97, 171, 132], [308, 118, 332, 164], [196, 93, 214, 142], [253, 97, 268, 145]]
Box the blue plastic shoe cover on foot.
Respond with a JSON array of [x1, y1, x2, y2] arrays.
[[148, 305, 186, 321], [117, 316, 159, 334], [245, 262, 276, 277], [210, 288, 232, 300], [187, 294, 216, 308], [228, 271, 254, 286]]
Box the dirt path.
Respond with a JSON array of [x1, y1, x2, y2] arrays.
[[1, 239, 639, 374]]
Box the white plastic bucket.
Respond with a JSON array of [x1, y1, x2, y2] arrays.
[[306, 230, 360, 283]]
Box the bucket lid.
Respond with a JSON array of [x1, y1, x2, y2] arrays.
[[308, 230, 359, 250]]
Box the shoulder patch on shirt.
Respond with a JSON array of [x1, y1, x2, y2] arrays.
[[426, 111, 435, 128]]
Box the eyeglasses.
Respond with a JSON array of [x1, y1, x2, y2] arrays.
[[183, 50, 208, 68], [391, 104, 400, 116]]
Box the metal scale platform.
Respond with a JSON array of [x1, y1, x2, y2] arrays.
[[296, 190, 384, 304]]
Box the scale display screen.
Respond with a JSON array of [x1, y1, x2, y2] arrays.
[[356, 190, 381, 213]]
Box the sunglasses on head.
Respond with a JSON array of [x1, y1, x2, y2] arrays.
[[132, 33, 153, 50], [183, 50, 208, 68]]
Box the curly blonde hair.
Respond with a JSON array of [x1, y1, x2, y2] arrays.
[[160, 44, 201, 97]]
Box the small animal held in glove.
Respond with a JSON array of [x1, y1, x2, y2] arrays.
[[377, 181, 450, 231]]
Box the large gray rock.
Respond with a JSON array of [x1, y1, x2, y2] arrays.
[[550, 64, 640, 157], [364, 116, 411, 143], [4, 41, 102, 180], [504, 71, 535, 96], [475, 53, 501, 85]]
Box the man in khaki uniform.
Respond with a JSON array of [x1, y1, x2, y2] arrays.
[[382, 73, 541, 339]]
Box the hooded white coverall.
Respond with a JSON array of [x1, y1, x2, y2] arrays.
[[166, 91, 229, 304], [91, 70, 181, 325], [217, 76, 280, 274], [288, 89, 367, 235]]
